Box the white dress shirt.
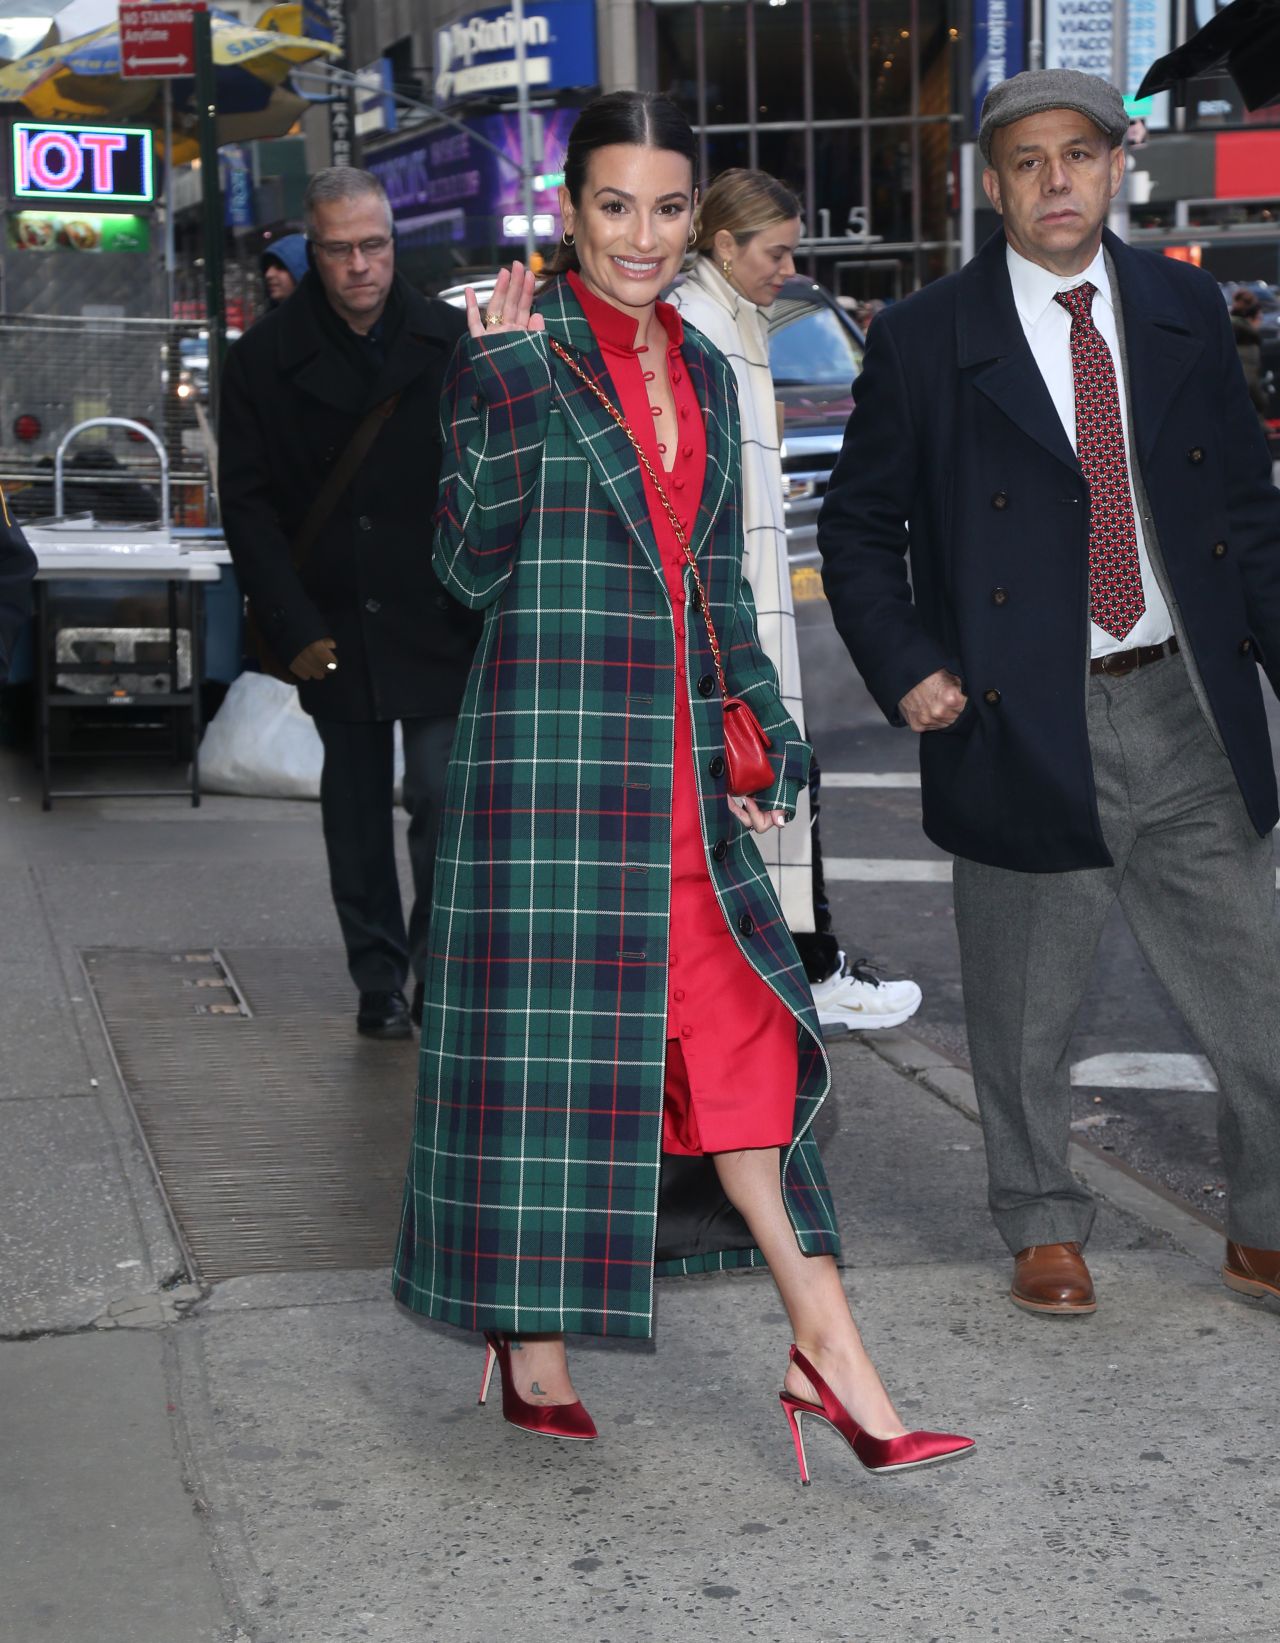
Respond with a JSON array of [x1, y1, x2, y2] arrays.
[[1006, 243, 1174, 657]]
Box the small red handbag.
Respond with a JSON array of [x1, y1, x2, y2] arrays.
[[548, 338, 776, 797]]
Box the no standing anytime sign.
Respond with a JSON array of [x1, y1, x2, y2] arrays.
[[118, 1, 206, 79]]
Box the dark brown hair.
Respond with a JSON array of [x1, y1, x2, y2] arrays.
[[545, 91, 698, 277]]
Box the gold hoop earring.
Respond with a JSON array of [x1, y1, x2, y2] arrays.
[[688, 227, 698, 247], [562, 230, 575, 247]]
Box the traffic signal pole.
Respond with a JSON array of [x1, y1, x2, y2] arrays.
[[194, 7, 226, 429]]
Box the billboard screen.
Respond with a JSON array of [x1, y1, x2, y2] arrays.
[[12, 123, 155, 205]]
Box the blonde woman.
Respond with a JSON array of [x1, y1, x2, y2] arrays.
[[668, 170, 922, 1031]]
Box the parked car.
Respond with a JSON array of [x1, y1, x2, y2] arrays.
[[765, 276, 865, 556]]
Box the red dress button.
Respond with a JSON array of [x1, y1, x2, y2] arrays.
[[682, 445, 693, 458], [674, 988, 685, 1002], [681, 1025, 693, 1039], [673, 479, 685, 491]]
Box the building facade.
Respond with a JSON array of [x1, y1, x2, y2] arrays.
[[348, 0, 960, 295], [346, 0, 1278, 296], [641, 0, 962, 295]]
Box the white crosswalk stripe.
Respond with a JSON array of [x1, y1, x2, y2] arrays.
[[1071, 1052, 1219, 1092], [821, 780, 1279, 891], [822, 771, 921, 788], [824, 857, 952, 882]]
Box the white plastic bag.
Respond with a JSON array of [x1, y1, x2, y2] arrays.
[[199, 672, 408, 801], [199, 672, 324, 799]]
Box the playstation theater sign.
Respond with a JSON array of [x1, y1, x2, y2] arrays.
[[433, 0, 597, 107]]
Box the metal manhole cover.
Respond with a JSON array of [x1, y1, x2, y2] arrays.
[[83, 947, 417, 1282]]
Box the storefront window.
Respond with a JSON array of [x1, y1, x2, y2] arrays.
[[918, 118, 952, 244], [810, 0, 862, 119], [703, 130, 752, 183], [643, 0, 961, 291], [811, 127, 865, 240], [868, 0, 913, 117], [656, 5, 701, 117], [917, 0, 958, 118], [755, 128, 808, 196], [753, 1, 806, 124], [703, 2, 750, 123], [868, 124, 915, 244]]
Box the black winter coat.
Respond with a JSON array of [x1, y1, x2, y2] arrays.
[[218, 271, 478, 721], [0, 485, 36, 682], [819, 229, 1280, 873]]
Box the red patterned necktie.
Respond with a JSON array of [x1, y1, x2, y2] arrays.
[[1053, 281, 1145, 641]]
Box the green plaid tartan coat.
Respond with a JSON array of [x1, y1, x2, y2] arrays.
[[392, 277, 839, 1339]]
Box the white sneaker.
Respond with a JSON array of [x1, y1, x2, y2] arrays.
[[810, 953, 923, 1032]]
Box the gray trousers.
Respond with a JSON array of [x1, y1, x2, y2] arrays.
[[315, 715, 456, 994], [953, 654, 1280, 1255]]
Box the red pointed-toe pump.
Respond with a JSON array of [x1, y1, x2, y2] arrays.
[[779, 1344, 974, 1485], [478, 1332, 598, 1442]]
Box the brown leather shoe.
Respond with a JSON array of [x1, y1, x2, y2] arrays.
[[1223, 1241, 1280, 1306], [1010, 1242, 1097, 1316]]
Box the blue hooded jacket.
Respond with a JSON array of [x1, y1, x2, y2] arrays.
[[260, 234, 308, 303]]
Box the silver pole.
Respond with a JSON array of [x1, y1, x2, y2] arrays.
[[164, 78, 176, 317], [960, 141, 976, 267], [1108, 0, 1130, 241], [510, 0, 536, 266], [1028, 0, 1044, 71]]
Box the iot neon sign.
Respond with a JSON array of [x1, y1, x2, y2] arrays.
[[12, 123, 155, 205]]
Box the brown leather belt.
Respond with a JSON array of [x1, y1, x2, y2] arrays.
[[1089, 636, 1180, 677]]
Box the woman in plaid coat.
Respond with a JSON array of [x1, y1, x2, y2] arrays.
[[393, 93, 973, 1477]]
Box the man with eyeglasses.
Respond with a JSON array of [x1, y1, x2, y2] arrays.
[[219, 167, 476, 1040]]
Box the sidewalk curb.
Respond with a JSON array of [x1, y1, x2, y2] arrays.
[[853, 1026, 1227, 1271]]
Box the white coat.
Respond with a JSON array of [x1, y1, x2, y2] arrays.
[[669, 257, 814, 929]]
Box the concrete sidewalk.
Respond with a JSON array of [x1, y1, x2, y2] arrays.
[[0, 749, 1275, 1643]]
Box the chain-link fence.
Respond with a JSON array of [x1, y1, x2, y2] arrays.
[[0, 312, 219, 529]]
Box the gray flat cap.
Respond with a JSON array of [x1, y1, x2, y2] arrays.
[[979, 69, 1129, 162]]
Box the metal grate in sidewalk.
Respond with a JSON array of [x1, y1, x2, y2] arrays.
[[83, 947, 417, 1282]]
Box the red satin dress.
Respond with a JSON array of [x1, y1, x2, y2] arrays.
[[568, 272, 798, 1157]]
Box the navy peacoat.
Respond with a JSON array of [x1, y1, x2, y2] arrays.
[[818, 229, 1280, 873]]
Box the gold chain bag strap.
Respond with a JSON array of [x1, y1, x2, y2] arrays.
[[547, 336, 775, 796]]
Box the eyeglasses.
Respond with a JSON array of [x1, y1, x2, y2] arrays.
[[309, 235, 393, 262]]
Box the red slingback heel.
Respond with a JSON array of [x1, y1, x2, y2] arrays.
[[478, 1332, 598, 1442], [779, 1344, 974, 1485]]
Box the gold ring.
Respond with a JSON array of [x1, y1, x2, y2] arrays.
[[485, 311, 503, 328]]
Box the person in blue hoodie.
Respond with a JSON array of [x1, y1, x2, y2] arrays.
[[259, 233, 308, 309]]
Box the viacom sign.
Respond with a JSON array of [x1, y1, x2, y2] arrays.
[[434, 0, 597, 106]]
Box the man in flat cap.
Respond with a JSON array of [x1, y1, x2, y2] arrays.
[[819, 69, 1280, 1318]]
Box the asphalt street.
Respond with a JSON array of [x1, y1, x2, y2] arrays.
[[790, 555, 1280, 1226]]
